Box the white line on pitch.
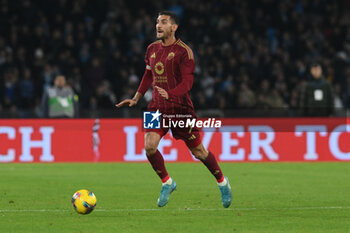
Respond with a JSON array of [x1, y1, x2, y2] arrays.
[[0, 206, 349, 213]]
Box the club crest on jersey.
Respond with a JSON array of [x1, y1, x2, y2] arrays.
[[151, 53, 156, 58], [167, 52, 175, 60], [155, 62, 164, 75]]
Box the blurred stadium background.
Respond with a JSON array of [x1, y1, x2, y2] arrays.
[[1, 0, 349, 118]]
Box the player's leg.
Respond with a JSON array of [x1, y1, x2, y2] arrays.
[[189, 143, 232, 208], [145, 132, 169, 182], [189, 143, 223, 181], [145, 131, 176, 207]]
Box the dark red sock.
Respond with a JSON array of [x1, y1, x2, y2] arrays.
[[146, 150, 169, 182], [201, 151, 224, 182]]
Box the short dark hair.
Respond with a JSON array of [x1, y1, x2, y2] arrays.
[[158, 11, 179, 25], [310, 62, 321, 68]]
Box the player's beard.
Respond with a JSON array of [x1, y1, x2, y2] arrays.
[[157, 29, 171, 41]]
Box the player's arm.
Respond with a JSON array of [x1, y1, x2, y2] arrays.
[[116, 48, 153, 108], [116, 68, 152, 107], [156, 50, 194, 100]]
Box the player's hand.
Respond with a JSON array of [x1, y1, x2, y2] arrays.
[[116, 99, 137, 108], [155, 86, 169, 100]]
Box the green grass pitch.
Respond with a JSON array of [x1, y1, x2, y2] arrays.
[[0, 163, 349, 233]]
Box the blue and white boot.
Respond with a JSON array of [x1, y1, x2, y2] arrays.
[[218, 176, 232, 208], [157, 179, 177, 207]]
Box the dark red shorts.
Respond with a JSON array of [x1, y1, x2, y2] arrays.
[[145, 124, 202, 148]]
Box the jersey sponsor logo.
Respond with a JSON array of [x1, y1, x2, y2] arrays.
[[155, 76, 168, 83], [155, 62, 164, 75], [167, 52, 175, 60], [151, 52, 156, 58], [143, 110, 161, 129]]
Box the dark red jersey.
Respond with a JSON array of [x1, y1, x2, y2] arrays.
[[137, 39, 195, 114]]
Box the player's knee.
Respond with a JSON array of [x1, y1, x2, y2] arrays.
[[144, 132, 161, 156], [191, 147, 207, 160], [145, 141, 157, 156]]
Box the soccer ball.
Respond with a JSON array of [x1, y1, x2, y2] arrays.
[[71, 189, 97, 214]]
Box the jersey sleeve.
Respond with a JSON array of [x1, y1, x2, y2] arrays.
[[137, 46, 153, 95], [167, 48, 195, 97], [144, 46, 152, 71]]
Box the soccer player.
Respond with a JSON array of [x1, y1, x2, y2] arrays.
[[116, 11, 232, 208]]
